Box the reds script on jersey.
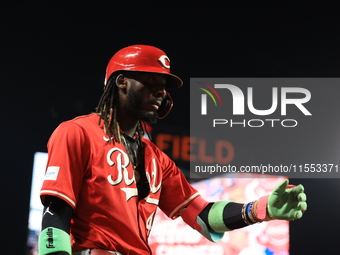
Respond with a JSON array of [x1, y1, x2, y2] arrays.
[[40, 113, 199, 255]]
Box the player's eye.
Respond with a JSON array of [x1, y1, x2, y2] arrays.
[[144, 78, 156, 87]]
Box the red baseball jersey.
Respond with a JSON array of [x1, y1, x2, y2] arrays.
[[40, 113, 199, 255]]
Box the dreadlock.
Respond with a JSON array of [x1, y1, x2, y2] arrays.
[[95, 73, 151, 144]]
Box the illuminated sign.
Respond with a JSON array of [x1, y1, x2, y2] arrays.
[[154, 133, 234, 164]]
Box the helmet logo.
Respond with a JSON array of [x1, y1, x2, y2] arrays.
[[158, 55, 171, 69]]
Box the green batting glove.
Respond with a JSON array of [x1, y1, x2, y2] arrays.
[[267, 179, 307, 221]]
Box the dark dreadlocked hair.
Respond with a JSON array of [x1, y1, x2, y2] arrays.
[[95, 73, 151, 144]]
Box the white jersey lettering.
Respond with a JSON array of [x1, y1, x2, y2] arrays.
[[106, 148, 130, 185], [146, 211, 156, 237], [106, 147, 137, 200], [146, 158, 162, 194]]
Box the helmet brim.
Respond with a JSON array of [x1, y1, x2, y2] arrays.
[[111, 70, 183, 88]]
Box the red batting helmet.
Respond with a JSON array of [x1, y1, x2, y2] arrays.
[[104, 45, 183, 88]]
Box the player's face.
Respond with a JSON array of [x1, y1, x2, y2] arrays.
[[125, 72, 167, 124]]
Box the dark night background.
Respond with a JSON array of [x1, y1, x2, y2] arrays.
[[1, 2, 339, 254]]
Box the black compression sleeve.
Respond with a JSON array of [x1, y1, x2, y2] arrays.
[[198, 203, 214, 231], [41, 196, 73, 233], [199, 202, 247, 231], [41, 196, 73, 255], [222, 203, 247, 230]]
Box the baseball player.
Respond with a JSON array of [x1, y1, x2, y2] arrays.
[[38, 45, 307, 255]]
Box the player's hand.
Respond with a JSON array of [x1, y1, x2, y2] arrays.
[[267, 180, 307, 221]]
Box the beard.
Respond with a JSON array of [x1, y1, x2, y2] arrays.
[[127, 87, 158, 124]]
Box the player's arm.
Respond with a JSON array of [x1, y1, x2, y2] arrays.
[[38, 195, 73, 255], [180, 180, 307, 242]]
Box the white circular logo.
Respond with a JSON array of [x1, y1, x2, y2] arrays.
[[158, 55, 170, 69]]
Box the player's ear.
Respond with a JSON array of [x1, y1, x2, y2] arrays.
[[115, 74, 127, 89]]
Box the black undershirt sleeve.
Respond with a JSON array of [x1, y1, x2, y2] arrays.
[[222, 202, 247, 230], [198, 202, 248, 231], [41, 195, 73, 255]]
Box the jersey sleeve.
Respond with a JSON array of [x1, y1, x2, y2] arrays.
[[155, 148, 200, 219], [40, 121, 91, 209]]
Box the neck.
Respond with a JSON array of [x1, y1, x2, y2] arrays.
[[114, 101, 139, 137], [116, 102, 146, 138], [116, 115, 139, 138], [121, 124, 138, 137]]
